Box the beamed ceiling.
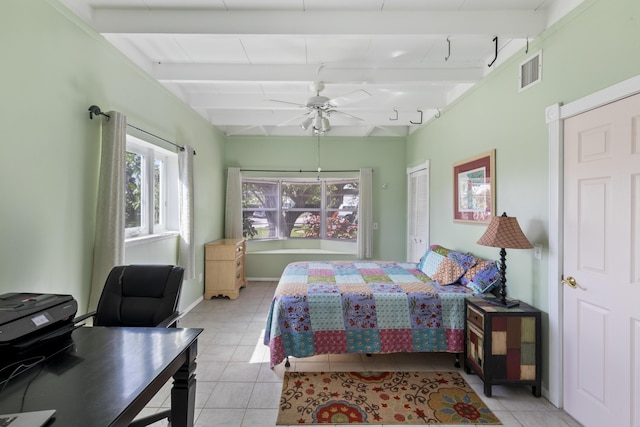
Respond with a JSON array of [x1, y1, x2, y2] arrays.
[[59, 0, 582, 137]]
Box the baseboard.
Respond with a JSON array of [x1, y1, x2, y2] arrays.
[[180, 295, 203, 316], [247, 277, 280, 282]]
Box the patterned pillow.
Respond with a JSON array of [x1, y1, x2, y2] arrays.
[[447, 250, 477, 270], [460, 259, 501, 293], [416, 244, 446, 271], [419, 245, 476, 285]]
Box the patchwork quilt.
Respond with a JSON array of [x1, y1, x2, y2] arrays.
[[264, 261, 474, 367]]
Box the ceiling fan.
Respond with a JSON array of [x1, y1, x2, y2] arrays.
[[268, 81, 372, 134]]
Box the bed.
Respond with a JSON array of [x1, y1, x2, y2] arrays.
[[264, 256, 490, 368]]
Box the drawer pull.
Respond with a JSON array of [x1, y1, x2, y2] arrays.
[[466, 306, 484, 329]]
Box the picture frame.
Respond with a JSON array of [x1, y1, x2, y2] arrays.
[[453, 150, 495, 223]]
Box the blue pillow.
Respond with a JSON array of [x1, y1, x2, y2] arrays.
[[461, 259, 501, 293]]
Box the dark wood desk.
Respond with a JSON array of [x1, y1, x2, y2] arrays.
[[0, 326, 203, 427]]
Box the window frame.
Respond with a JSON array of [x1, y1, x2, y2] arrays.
[[241, 177, 359, 242], [125, 135, 178, 241]]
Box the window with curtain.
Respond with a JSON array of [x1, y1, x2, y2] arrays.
[[242, 177, 359, 242], [125, 135, 179, 239]]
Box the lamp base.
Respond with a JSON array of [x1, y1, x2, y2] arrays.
[[484, 296, 520, 308]]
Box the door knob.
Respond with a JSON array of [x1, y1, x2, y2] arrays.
[[562, 276, 586, 290]]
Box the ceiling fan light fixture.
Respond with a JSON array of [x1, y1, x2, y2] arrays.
[[321, 117, 331, 132], [300, 117, 312, 130], [313, 115, 322, 131]]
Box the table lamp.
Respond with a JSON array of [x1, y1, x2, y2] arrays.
[[477, 212, 533, 308]]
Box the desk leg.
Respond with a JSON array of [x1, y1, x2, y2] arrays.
[[171, 341, 198, 427]]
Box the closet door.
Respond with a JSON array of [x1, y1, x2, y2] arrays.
[[407, 162, 429, 262]]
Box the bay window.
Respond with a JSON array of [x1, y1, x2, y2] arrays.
[[242, 178, 359, 242]]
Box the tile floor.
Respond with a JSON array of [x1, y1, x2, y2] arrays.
[[140, 281, 582, 427]]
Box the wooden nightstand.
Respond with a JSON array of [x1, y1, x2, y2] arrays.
[[204, 238, 246, 299], [464, 297, 542, 397]]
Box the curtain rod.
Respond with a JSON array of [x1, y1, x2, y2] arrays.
[[88, 105, 195, 155], [241, 169, 367, 173]]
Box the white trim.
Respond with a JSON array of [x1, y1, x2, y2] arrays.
[[180, 295, 203, 317], [546, 103, 563, 407], [560, 74, 640, 119], [546, 73, 640, 408], [125, 230, 179, 247], [406, 160, 430, 176], [406, 161, 430, 262]]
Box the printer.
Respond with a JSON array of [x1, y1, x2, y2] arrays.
[[0, 293, 78, 358]]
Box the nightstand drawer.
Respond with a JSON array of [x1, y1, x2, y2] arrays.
[[205, 239, 245, 261], [467, 305, 484, 329]]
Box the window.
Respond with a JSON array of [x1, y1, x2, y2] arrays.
[[125, 135, 178, 239], [242, 178, 359, 241]]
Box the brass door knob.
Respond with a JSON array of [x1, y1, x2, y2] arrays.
[[561, 276, 586, 290]]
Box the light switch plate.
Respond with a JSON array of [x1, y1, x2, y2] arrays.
[[533, 244, 543, 260]]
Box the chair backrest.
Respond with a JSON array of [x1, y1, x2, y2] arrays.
[[94, 265, 184, 327]]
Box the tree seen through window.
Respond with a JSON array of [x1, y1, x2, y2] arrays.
[[241, 178, 359, 241]]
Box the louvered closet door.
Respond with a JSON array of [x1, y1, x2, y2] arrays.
[[407, 163, 429, 262]]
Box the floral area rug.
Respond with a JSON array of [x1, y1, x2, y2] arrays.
[[277, 371, 500, 425]]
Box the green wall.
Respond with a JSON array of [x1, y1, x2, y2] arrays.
[[407, 0, 639, 312], [1, 0, 638, 391], [0, 0, 226, 313], [406, 0, 639, 392], [225, 136, 407, 278]]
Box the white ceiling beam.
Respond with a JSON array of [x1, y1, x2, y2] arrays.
[[188, 92, 448, 109], [154, 63, 484, 83], [93, 10, 546, 38], [206, 109, 431, 126]]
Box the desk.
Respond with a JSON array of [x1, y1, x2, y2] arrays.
[[0, 326, 203, 427]]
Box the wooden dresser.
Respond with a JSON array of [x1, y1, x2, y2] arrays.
[[204, 238, 246, 299]]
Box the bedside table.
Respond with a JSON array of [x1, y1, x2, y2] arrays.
[[464, 297, 542, 397]]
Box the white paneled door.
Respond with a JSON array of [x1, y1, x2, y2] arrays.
[[563, 93, 640, 427], [407, 162, 429, 262]]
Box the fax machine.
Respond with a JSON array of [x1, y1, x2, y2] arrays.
[[0, 293, 78, 357]]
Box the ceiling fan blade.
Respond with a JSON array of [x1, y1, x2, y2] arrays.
[[326, 89, 372, 107], [276, 112, 311, 127], [266, 99, 307, 108], [327, 110, 365, 121]]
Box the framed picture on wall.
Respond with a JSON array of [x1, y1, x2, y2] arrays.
[[453, 150, 495, 223]]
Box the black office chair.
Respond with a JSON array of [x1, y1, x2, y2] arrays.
[[75, 264, 184, 328], [75, 264, 184, 427]]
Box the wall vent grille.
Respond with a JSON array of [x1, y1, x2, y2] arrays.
[[519, 50, 542, 91]]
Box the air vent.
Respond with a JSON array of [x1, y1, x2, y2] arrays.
[[519, 50, 542, 91]]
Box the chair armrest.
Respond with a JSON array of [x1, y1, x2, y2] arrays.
[[73, 311, 97, 325], [156, 311, 181, 328]]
